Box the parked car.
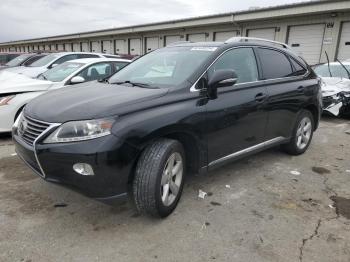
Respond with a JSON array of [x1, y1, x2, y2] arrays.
[[313, 61, 350, 116], [0, 58, 129, 133], [0, 52, 121, 79], [13, 38, 322, 218], [0, 53, 48, 71], [0, 53, 22, 65]]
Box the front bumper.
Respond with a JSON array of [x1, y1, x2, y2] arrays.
[[13, 130, 140, 200], [323, 93, 350, 116]]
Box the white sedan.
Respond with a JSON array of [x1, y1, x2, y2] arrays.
[[0, 58, 130, 133], [0, 52, 122, 79]]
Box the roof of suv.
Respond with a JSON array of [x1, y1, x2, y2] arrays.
[[170, 38, 291, 51]]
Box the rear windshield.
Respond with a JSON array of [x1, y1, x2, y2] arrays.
[[109, 46, 216, 88], [5, 54, 32, 66], [314, 63, 350, 79], [29, 53, 60, 67]]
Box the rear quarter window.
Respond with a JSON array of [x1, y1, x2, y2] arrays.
[[258, 48, 294, 79]]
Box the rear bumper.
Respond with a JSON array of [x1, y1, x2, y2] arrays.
[[13, 131, 140, 200]]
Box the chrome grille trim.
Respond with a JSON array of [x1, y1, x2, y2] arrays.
[[19, 115, 51, 146], [17, 114, 61, 178]]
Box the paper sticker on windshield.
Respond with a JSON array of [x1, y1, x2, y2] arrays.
[[191, 47, 217, 52]]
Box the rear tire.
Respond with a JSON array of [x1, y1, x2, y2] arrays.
[[133, 139, 185, 218], [282, 110, 314, 155]]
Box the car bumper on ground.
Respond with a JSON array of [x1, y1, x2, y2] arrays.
[[12, 131, 140, 201]]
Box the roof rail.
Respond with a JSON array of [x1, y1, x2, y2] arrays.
[[166, 41, 193, 46], [225, 37, 290, 49]]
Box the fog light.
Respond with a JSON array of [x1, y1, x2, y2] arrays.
[[73, 163, 94, 176]]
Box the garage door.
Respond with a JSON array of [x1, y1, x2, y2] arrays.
[[102, 40, 113, 54], [65, 43, 72, 52], [81, 42, 89, 52], [247, 28, 276, 40], [72, 43, 80, 52], [91, 41, 100, 53], [337, 22, 350, 61], [115, 40, 126, 54], [288, 24, 325, 65], [44, 44, 50, 51], [57, 44, 64, 51], [129, 38, 141, 55], [165, 35, 181, 46], [39, 45, 45, 51], [50, 44, 56, 51], [145, 37, 159, 53], [187, 33, 206, 42], [214, 31, 239, 42]]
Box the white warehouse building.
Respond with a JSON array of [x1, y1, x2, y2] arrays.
[[1, 0, 350, 65]]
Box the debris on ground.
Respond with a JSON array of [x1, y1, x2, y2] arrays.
[[198, 190, 207, 199], [10, 153, 17, 156], [290, 170, 301, 176], [54, 203, 68, 208], [225, 185, 231, 189], [312, 166, 331, 174], [210, 201, 222, 206], [330, 196, 350, 219]]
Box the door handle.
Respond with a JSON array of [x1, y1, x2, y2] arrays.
[[297, 86, 305, 93], [255, 93, 268, 103]]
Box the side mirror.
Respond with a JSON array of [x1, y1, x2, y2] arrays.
[[70, 76, 85, 84], [50, 63, 58, 68], [207, 69, 238, 99]]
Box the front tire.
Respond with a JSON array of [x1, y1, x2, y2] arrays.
[[282, 110, 314, 155], [133, 139, 185, 218]]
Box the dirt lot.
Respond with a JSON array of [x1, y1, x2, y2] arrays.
[[0, 117, 350, 262]]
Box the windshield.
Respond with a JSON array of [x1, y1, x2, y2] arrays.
[[109, 46, 216, 88], [314, 63, 350, 79], [38, 62, 84, 82], [29, 53, 60, 67], [5, 54, 32, 66]]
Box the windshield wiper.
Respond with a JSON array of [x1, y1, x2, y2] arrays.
[[112, 80, 159, 89], [38, 74, 47, 80]]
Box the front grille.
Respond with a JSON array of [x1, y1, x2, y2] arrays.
[[19, 115, 51, 146]]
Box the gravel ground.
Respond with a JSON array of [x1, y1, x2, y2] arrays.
[[0, 117, 350, 262]]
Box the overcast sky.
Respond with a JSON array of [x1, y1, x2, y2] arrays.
[[0, 0, 311, 42]]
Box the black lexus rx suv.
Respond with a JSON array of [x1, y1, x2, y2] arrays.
[[13, 39, 322, 218]]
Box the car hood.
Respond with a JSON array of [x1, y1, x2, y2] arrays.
[[0, 72, 54, 94], [25, 82, 169, 123], [321, 77, 350, 97], [0, 66, 45, 79]]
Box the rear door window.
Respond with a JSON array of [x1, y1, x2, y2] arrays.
[[53, 54, 79, 65], [208, 47, 259, 84], [258, 48, 294, 79], [111, 61, 128, 73]]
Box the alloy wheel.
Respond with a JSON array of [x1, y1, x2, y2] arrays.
[[160, 152, 183, 206]]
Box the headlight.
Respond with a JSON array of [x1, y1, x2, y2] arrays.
[[44, 118, 115, 143], [0, 95, 15, 106]]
